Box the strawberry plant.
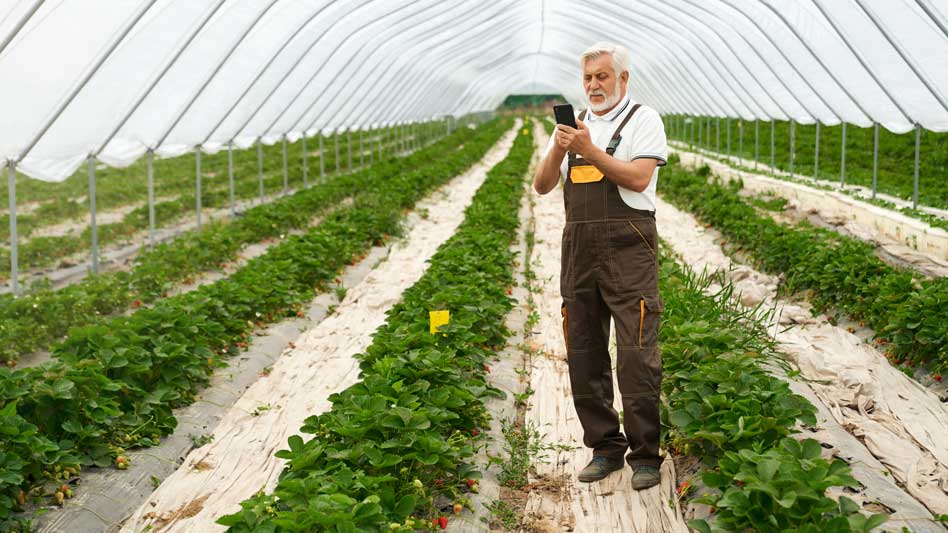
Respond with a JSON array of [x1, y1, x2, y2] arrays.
[[0, 121, 478, 363], [659, 163, 948, 375], [217, 123, 534, 531], [658, 254, 886, 530], [0, 119, 511, 529]]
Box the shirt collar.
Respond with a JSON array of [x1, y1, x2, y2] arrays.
[[586, 95, 632, 123]]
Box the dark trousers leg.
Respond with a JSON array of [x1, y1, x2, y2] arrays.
[[600, 220, 664, 468], [562, 284, 629, 458]]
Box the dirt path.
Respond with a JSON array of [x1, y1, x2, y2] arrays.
[[519, 127, 689, 533], [656, 194, 948, 530], [117, 123, 521, 533]]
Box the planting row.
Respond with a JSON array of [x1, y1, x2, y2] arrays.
[[0, 119, 512, 531], [217, 125, 535, 532], [0, 122, 474, 364], [658, 255, 889, 532], [663, 114, 948, 211], [659, 158, 948, 375], [0, 123, 433, 276]]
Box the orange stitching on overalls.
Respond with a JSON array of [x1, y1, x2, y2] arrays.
[[639, 298, 645, 348], [562, 305, 569, 350], [628, 221, 657, 257]]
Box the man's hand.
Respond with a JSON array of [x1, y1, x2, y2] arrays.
[[555, 120, 595, 157]]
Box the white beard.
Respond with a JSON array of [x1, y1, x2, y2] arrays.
[[587, 86, 622, 113]]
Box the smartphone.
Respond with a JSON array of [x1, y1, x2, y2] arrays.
[[553, 104, 577, 129]]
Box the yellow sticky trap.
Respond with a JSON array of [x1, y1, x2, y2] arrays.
[[430, 310, 450, 334], [570, 165, 604, 183]]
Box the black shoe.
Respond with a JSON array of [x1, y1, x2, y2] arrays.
[[577, 455, 625, 482], [631, 465, 661, 490]]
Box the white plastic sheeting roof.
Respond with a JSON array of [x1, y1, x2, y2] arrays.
[[1, 0, 947, 183]]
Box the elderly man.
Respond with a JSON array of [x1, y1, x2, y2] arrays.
[[533, 42, 668, 490]]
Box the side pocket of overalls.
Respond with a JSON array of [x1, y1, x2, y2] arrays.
[[561, 304, 569, 351], [628, 220, 657, 257], [638, 294, 665, 348]]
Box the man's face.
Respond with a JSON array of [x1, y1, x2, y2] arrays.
[[583, 54, 628, 113]]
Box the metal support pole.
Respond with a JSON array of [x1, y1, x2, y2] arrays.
[[319, 134, 325, 183], [913, 124, 921, 209], [360, 129, 365, 168], [347, 130, 352, 170], [726, 118, 731, 159], [147, 150, 155, 247], [378, 127, 383, 160], [369, 128, 374, 165], [872, 123, 879, 198], [7, 163, 18, 296], [282, 136, 288, 195], [334, 133, 340, 173], [738, 119, 743, 161], [228, 143, 235, 216], [841, 122, 847, 186], [770, 120, 775, 171], [754, 119, 759, 170], [302, 136, 308, 188], [716, 117, 720, 152], [195, 147, 202, 232], [789, 119, 795, 178], [257, 140, 264, 202], [89, 156, 98, 275], [814, 122, 820, 180]]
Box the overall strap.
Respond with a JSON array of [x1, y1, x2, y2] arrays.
[[606, 103, 641, 155]]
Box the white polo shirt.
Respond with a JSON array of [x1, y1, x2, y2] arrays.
[[544, 96, 668, 212]]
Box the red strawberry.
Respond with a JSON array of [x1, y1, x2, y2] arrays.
[[483, 364, 490, 373], [434, 478, 443, 487], [934, 374, 943, 382], [132, 300, 142, 308], [438, 516, 448, 529], [709, 506, 715, 514], [466, 478, 476, 488], [470, 429, 480, 437], [453, 503, 463, 514], [296, 310, 304, 318]]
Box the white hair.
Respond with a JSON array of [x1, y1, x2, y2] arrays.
[[580, 42, 630, 78]]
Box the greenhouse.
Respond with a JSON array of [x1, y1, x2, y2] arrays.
[[1, 1, 947, 532]]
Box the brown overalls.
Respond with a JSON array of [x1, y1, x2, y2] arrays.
[[561, 105, 664, 469]]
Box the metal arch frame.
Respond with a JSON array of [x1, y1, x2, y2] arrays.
[[356, 13, 530, 127], [259, 0, 431, 139], [94, 1, 226, 156], [453, 49, 598, 115], [456, 57, 579, 116], [566, 4, 753, 119], [541, 21, 715, 116], [808, 0, 915, 126], [154, 0, 280, 150], [348, 13, 532, 128], [16, 1, 157, 163], [754, 0, 875, 125], [711, 0, 846, 125], [399, 37, 565, 123], [611, 2, 771, 120], [199, 0, 340, 146], [308, 0, 513, 131], [673, 0, 822, 122], [642, 0, 795, 121], [307, 0, 519, 133], [395, 22, 539, 122], [340, 14, 527, 129], [855, 0, 948, 115], [222, 0, 379, 144], [0, 0, 44, 59], [443, 50, 563, 116], [916, 0, 948, 38], [288, 0, 472, 134], [550, 11, 744, 119]]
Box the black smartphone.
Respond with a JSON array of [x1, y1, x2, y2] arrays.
[[553, 104, 577, 129]]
